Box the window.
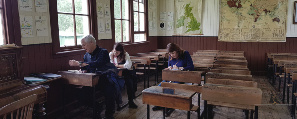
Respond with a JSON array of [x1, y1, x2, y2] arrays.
[[114, 0, 129, 43], [114, 0, 146, 43], [133, 0, 146, 42], [0, 0, 5, 45], [57, 0, 90, 47]]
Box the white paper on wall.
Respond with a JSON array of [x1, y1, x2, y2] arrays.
[[105, 20, 111, 33], [19, 0, 33, 11], [35, 0, 47, 12], [20, 15, 34, 37], [98, 19, 105, 33], [35, 16, 48, 36]]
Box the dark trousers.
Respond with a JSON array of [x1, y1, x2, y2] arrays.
[[122, 69, 137, 101], [78, 74, 116, 117]]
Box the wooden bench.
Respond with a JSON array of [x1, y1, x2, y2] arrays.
[[202, 83, 262, 119], [142, 70, 204, 119], [207, 78, 257, 87], [209, 69, 251, 75], [205, 72, 253, 82]]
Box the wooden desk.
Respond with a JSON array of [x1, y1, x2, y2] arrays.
[[142, 86, 196, 119], [58, 71, 99, 87], [58, 71, 100, 119]]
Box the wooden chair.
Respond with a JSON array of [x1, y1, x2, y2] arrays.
[[0, 94, 37, 119], [142, 70, 204, 119], [131, 57, 151, 88]]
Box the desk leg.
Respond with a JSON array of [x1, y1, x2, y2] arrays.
[[283, 73, 286, 103], [147, 104, 150, 119], [187, 111, 190, 119], [204, 101, 208, 119], [198, 93, 200, 119], [148, 66, 150, 88], [93, 85, 96, 119], [250, 110, 254, 119], [144, 65, 146, 89], [255, 106, 258, 119], [163, 108, 166, 119], [156, 60, 159, 85]]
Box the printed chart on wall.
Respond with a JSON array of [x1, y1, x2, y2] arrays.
[[18, 0, 51, 45], [96, 0, 112, 40], [219, 0, 287, 42], [175, 0, 202, 35], [20, 15, 33, 37]]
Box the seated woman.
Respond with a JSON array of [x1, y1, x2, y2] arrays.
[[153, 43, 194, 116], [109, 43, 138, 108]]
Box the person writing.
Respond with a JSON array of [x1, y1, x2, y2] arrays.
[[109, 43, 138, 108], [165, 43, 194, 71], [153, 43, 194, 116], [69, 35, 120, 119]]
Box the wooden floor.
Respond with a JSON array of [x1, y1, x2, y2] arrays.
[[61, 76, 292, 119]]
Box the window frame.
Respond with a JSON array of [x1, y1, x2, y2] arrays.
[[114, 0, 147, 43], [57, 0, 91, 49], [114, 0, 130, 43], [0, 0, 7, 45]]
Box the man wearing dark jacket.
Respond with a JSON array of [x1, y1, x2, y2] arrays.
[[69, 35, 121, 119]]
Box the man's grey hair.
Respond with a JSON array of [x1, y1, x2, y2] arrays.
[[82, 34, 96, 43]]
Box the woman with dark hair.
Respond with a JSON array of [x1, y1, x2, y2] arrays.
[[109, 43, 138, 108], [166, 43, 194, 71], [152, 43, 194, 116]]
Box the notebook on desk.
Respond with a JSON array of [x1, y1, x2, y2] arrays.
[[24, 77, 46, 82]]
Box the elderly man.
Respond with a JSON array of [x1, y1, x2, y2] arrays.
[[69, 35, 120, 119]]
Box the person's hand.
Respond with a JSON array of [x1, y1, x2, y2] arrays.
[[172, 65, 178, 69], [69, 60, 79, 66], [78, 69, 87, 73], [165, 66, 172, 70], [112, 49, 117, 56], [115, 64, 119, 68]]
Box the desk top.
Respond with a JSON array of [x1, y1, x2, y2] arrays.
[[58, 71, 99, 87], [142, 86, 195, 99]]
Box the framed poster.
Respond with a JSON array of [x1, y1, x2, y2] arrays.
[[294, 1, 297, 24]]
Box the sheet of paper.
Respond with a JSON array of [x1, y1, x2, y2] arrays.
[[104, 4, 110, 18], [97, 4, 104, 18], [160, 12, 166, 21], [20, 15, 34, 37], [35, 0, 47, 12], [35, 16, 48, 36], [105, 20, 111, 33], [98, 19, 105, 33], [19, 0, 33, 11]]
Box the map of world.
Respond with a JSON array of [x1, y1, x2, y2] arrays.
[[219, 0, 287, 42]]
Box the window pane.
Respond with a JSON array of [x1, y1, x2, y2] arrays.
[[134, 12, 138, 31], [115, 20, 121, 42], [139, 2, 144, 12], [0, 11, 3, 45], [75, 15, 89, 45], [114, 0, 121, 19], [58, 14, 75, 47], [57, 0, 73, 13], [122, 0, 129, 19], [134, 34, 145, 42], [139, 13, 145, 31], [123, 21, 129, 42], [74, 0, 88, 14], [133, 0, 138, 11]]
